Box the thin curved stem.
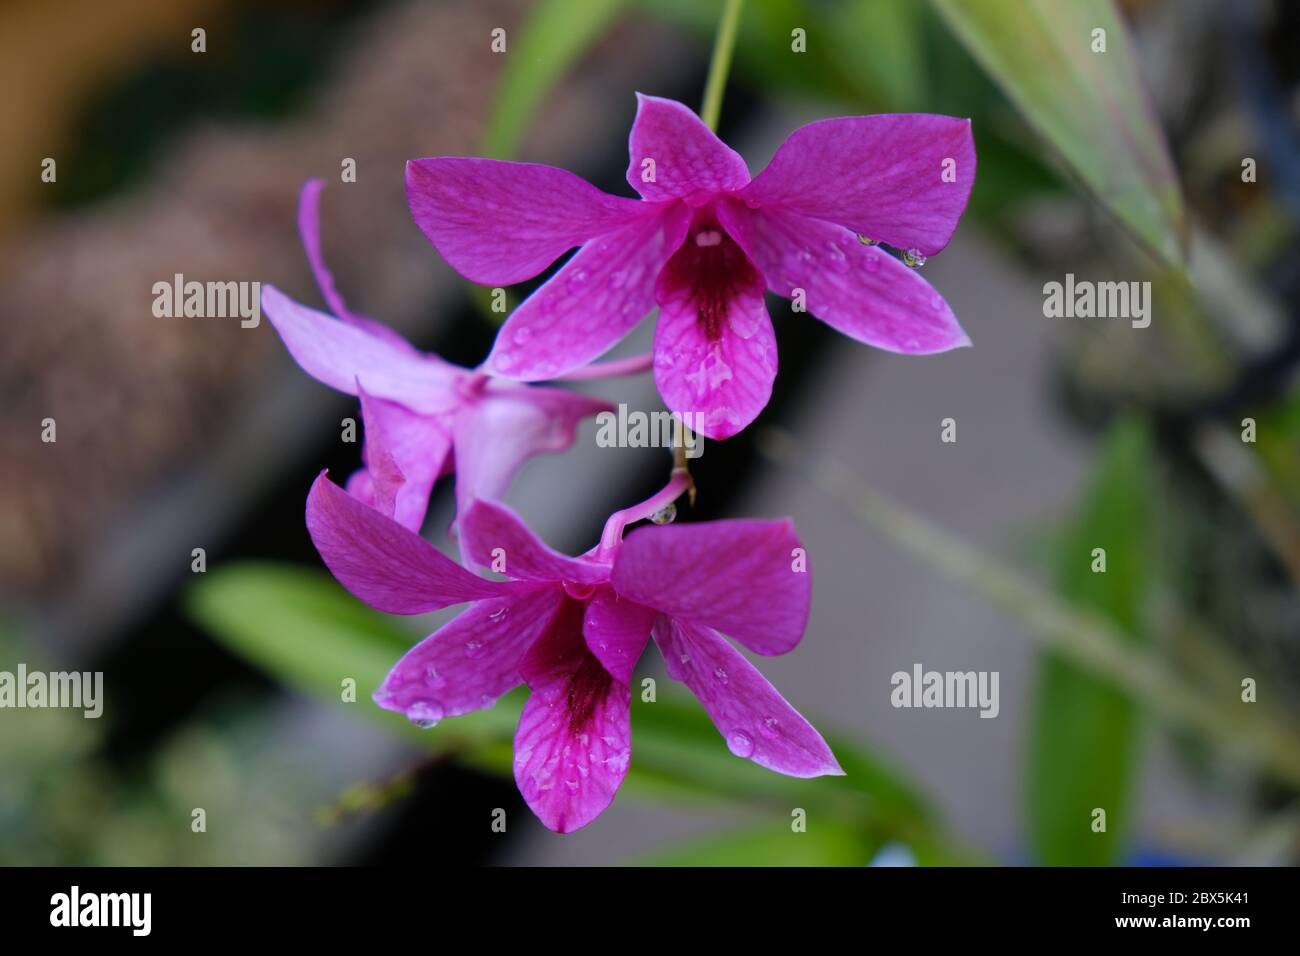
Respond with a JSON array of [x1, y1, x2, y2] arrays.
[[699, 0, 745, 133], [598, 468, 693, 557], [553, 352, 654, 380]]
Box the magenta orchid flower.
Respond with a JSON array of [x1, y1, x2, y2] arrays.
[[261, 179, 611, 553], [406, 94, 975, 440], [305, 471, 841, 833]]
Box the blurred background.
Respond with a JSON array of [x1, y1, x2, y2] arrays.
[[2, 0, 1299, 866]]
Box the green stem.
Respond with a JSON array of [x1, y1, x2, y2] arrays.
[[758, 426, 1300, 792], [699, 0, 745, 132]]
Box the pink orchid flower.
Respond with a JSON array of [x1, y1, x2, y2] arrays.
[[305, 471, 841, 833], [406, 94, 975, 440], [260, 179, 611, 552]]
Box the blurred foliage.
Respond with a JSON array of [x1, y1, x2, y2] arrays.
[[1027, 418, 1153, 866], [0, 626, 334, 865], [187, 562, 974, 865]]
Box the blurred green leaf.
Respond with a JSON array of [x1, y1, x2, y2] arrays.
[[188, 562, 952, 847], [1027, 418, 1152, 865], [185, 562, 522, 746], [638, 819, 874, 866], [482, 0, 629, 159], [928, 0, 1187, 267]]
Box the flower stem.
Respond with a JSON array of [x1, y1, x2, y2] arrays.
[[665, 0, 744, 490], [699, 0, 745, 133], [598, 468, 693, 556], [758, 425, 1300, 792]]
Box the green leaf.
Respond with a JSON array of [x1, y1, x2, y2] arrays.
[[481, 0, 629, 159], [1027, 418, 1152, 865], [636, 820, 875, 866], [184, 562, 521, 746], [928, 0, 1187, 267]]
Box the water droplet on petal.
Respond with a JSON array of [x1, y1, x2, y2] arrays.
[[488, 605, 508, 624], [903, 248, 927, 269], [464, 639, 485, 658], [424, 665, 445, 689], [566, 269, 589, 292], [651, 502, 676, 525], [512, 327, 532, 346], [760, 716, 780, 738], [857, 234, 878, 246], [727, 731, 755, 758], [407, 700, 444, 729], [714, 666, 729, 683]]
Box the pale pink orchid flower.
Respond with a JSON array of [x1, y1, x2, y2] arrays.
[[260, 179, 611, 556], [406, 94, 975, 439]]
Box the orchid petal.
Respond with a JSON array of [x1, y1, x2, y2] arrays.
[[625, 93, 750, 202], [582, 587, 654, 684], [352, 384, 451, 532], [297, 178, 419, 353], [458, 499, 609, 586], [406, 157, 645, 286], [738, 114, 975, 256], [261, 285, 461, 413], [515, 598, 631, 832], [484, 205, 690, 380], [652, 225, 776, 440], [306, 472, 512, 614], [612, 518, 810, 655], [718, 200, 970, 354], [653, 617, 841, 778], [374, 585, 564, 722]]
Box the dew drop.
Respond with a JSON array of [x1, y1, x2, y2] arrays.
[[903, 248, 927, 269], [727, 731, 755, 758], [424, 665, 445, 689], [760, 716, 780, 737], [488, 605, 508, 624], [857, 234, 878, 246], [512, 327, 532, 346], [566, 269, 590, 292], [651, 502, 676, 525], [407, 700, 444, 729], [464, 639, 486, 658], [713, 666, 729, 683]]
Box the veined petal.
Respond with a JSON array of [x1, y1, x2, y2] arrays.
[[297, 178, 419, 353], [652, 220, 776, 440], [458, 498, 609, 586], [406, 157, 645, 286], [451, 384, 612, 568], [353, 384, 451, 532], [515, 598, 631, 833], [653, 617, 841, 778], [261, 285, 461, 413], [626, 93, 750, 202], [718, 200, 970, 354], [374, 585, 564, 722], [611, 518, 810, 655], [306, 472, 513, 614], [484, 205, 690, 380], [582, 588, 655, 684], [738, 114, 975, 256]]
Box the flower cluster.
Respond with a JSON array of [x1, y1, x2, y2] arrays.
[[262, 94, 973, 831]]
